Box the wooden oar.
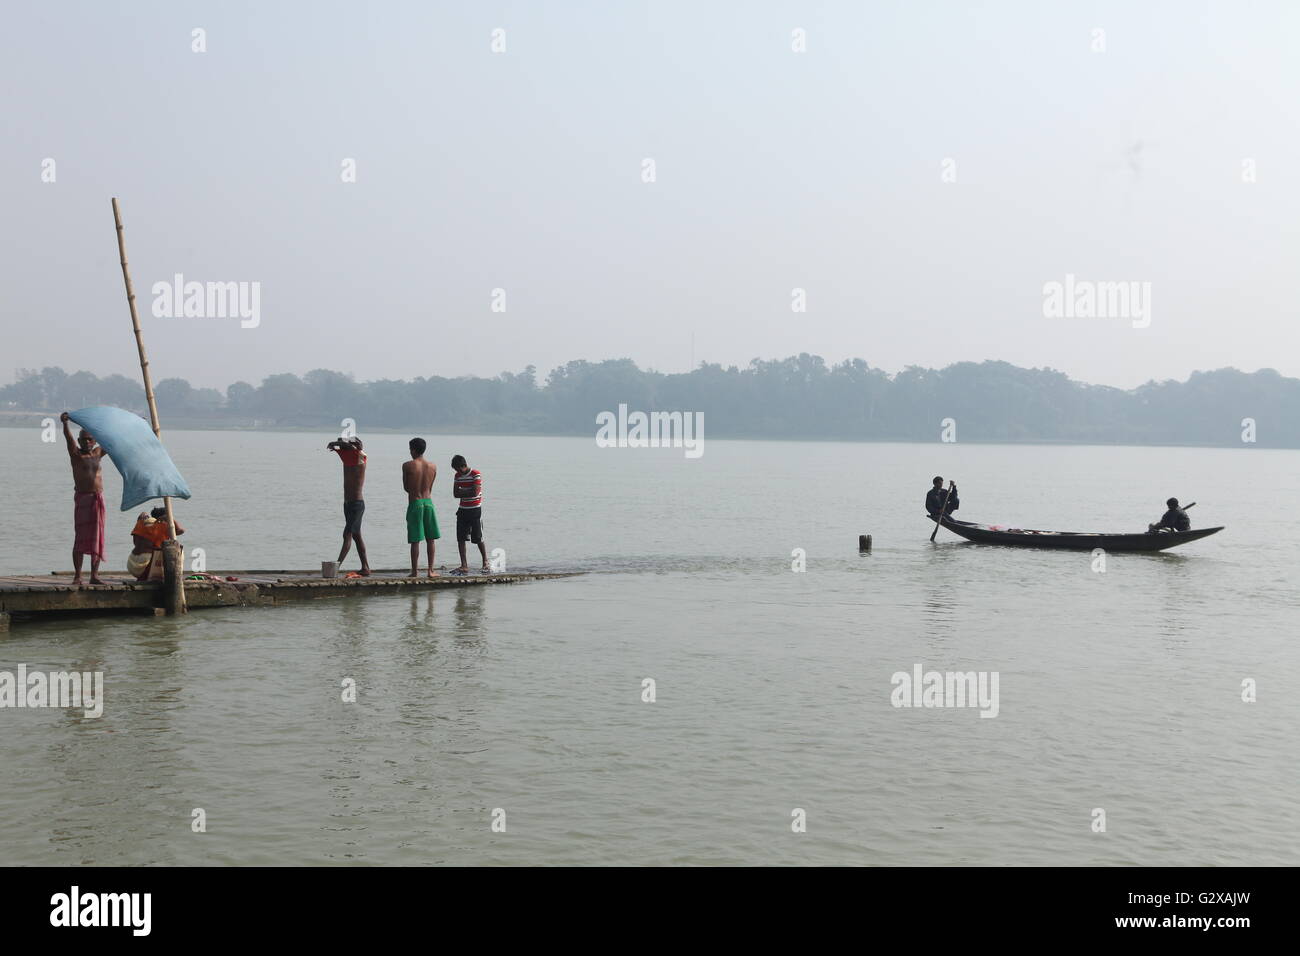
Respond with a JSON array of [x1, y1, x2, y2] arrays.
[[929, 481, 955, 542]]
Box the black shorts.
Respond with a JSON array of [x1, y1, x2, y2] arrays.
[[343, 499, 365, 535], [456, 507, 483, 544]]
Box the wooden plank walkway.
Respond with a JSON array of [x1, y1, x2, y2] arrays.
[[0, 569, 582, 630]]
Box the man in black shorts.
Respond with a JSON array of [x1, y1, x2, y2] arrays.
[[327, 437, 371, 575], [451, 454, 488, 573]]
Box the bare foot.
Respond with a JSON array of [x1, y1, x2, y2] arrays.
[[426, 570, 440, 578], [71, 576, 83, 587], [89, 576, 106, 586], [359, 568, 372, 577]]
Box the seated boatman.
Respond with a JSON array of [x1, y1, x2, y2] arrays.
[[925, 476, 959, 520], [1149, 497, 1191, 533]]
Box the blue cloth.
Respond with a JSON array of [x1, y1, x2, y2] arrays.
[[68, 406, 192, 511]]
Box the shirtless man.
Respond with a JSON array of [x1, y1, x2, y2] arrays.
[[326, 437, 371, 575], [402, 437, 440, 577], [61, 412, 107, 586]]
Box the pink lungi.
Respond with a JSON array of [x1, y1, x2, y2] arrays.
[[74, 491, 106, 561]]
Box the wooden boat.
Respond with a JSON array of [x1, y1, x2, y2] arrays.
[[931, 516, 1224, 552]]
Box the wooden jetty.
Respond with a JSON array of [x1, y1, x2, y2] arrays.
[[0, 569, 581, 631]]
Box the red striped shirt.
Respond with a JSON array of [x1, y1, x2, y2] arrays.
[[454, 468, 482, 508]]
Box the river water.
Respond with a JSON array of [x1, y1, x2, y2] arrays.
[[0, 427, 1295, 865]]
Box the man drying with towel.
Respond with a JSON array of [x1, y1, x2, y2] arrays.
[[326, 436, 371, 576], [61, 411, 106, 586]]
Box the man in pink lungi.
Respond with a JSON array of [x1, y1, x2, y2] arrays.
[[61, 411, 107, 586]]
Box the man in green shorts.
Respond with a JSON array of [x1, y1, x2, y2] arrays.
[[402, 437, 440, 576]]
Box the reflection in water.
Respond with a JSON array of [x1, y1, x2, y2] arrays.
[[45, 618, 186, 864], [399, 594, 440, 671], [338, 598, 372, 643], [406, 592, 436, 630], [321, 600, 376, 861], [920, 543, 966, 651], [452, 591, 486, 647], [315, 589, 495, 861], [1152, 553, 1194, 649], [330, 599, 374, 685]]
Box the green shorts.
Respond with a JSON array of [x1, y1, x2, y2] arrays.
[[406, 498, 441, 543]]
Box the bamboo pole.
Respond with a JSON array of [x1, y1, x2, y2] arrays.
[[112, 197, 186, 613]]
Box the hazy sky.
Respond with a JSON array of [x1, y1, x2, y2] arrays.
[[3, 0, 1297, 390]]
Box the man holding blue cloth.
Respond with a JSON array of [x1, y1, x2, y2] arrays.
[[61, 411, 107, 586]]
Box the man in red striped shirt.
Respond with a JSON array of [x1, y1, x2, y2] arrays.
[[451, 454, 488, 573]]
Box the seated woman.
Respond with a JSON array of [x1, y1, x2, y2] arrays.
[[127, 507, 185, 581]]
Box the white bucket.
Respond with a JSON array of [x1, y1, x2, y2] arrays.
[[322, 561, 338, 579]]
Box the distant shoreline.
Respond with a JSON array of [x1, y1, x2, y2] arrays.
[[7, 359, 1296, 449]]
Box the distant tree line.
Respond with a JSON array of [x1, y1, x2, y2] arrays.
[[3, 357, 1296, 446]]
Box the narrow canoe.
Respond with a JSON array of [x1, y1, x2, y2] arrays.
[[932, 516, 1224, 552]]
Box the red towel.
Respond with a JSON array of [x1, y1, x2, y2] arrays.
[[74, 491, 106, 561]]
